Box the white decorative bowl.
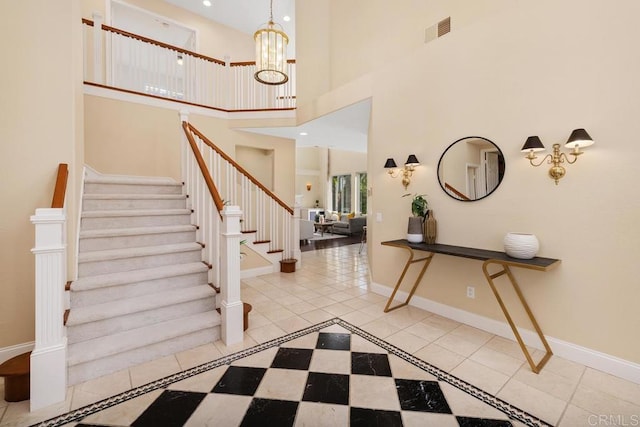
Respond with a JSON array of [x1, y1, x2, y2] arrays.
[[503, 232, 539, 259]]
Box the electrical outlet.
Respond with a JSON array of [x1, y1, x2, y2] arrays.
[[466, 286, 475, 299]]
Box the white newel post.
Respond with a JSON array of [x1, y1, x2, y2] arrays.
[[220, 205, 244, 345], [293, 205, 302, 268], [30, 208, 68, 411]]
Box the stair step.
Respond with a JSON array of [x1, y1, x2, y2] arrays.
[[79, 225, 197, 251], [77, 243, 203, 277], [70, 262, 209, 307], [67, 311, 220, 385], [67, 285, 215, 343], [83, 194, 187, 211], [81, 209, 192, 230], [84, 176, 182, 195]]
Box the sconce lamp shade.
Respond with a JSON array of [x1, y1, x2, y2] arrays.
[[384, 158, 398, 168], [565, 128, 594, 149], [405, 155, 420, 167], [521, 136, 546, 152]]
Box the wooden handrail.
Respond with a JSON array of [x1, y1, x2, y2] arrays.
[[82, 18, 225, 65], [185, 123, 294, 215], [230, 59, 296, 67], [444, 183, 471, 201], [181, 122, 225, 217], [51, 164, 69, 208]]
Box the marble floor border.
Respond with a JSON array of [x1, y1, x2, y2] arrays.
[[31, 318, 551, 427]]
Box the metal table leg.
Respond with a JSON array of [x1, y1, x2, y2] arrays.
[[384, 246, 434, 313]]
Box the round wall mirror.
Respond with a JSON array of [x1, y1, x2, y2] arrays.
[[437, 136, 506, 201]]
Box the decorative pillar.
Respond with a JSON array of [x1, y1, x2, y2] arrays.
[[30, 208, 68, 411], [220, 205, 244, 345]]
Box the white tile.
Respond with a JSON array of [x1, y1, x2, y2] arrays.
[[557, 404, 598, 427], [71, 368, 132, 409], [1, 386, 72, 427], [82, 389, 163, 425], [388, 354, 436, 381], [168, 366, 227, 393], [401, 411, 460, 427], [451, 359, 510, 395], [245, 323, 287, 344], [213, 336, 258, 356], [309, 349, 351, 374], [295, 402, 349, 427], [497, 378, 567, 425], [281, 331, 319, 349], [339, 310, 377, 326], [404, 321, 448, 343], [413, 343, 465, 372], [254, 368, 308, 401], [349, 375, 400, 411], [175, 343, 223, 371], [231, 347, 278, 368], [299, 309, 334, 324], [385, 330, 430, 354], [129, 355, 182, 388], [512, 363, 579, 402], [274, 315, 313, 333], [359, 318, 401, 339], [350, 334, 387, 354], [183, 394, 252, 427], [580, 368, 640, 406], [571, 384, 640, 419], [469, 346, 524, 377], [439, 382, 511, 421], [435, 333, 485, 357]]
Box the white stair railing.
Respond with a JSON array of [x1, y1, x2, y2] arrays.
[[182, 120, 298, 264], [82, 18, 295, 111]]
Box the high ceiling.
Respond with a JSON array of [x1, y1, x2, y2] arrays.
[[158, 0, 369, 152]]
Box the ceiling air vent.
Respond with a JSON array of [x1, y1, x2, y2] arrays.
[[425, 16, 451, 43]]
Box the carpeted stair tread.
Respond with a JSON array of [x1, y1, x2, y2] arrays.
[[80, 224, 196, 239], [66, 285, 214, 326], [84, 176, 181, 186], [82, 208, 191, 218], [78, 242, 202, 263], [71, 262, 208, 291], [83, 193, 186, 200], [67, 311, 220, 366]]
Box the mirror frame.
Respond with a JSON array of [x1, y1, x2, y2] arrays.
[[437, 136, 506, 202]]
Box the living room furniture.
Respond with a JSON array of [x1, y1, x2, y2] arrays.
[[299, 219, 314, 242], [314, 221, 334, 236], [0, 351, 31, 402], [381, 239, 560, 374], [331, 214, 366, 235], [301, 208, 324, 222]]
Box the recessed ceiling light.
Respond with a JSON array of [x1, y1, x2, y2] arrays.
[[283, 16, 291, 22], [299, 132, 308, 136], [203, 0, 212, 7]]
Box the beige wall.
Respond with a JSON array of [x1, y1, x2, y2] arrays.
[[81, 0, 255, 61], [297, 0, 640, 364], [296, 147, 327, 209], [0, 1, 83, 349]]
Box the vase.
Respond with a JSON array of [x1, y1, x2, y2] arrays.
[[407, 216, 423, 243], [503, 232, 539, 259], [424, 210, 437, 244]]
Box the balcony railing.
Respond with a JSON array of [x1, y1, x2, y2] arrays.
[[82, 18, 296, 112]]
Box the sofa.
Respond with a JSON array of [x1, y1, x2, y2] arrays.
[[332, 214, 366, 236]]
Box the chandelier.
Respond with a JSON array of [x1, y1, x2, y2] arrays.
[[254, 0, 289, 85]]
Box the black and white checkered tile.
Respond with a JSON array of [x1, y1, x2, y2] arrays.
[[33, 319, 552, 427]]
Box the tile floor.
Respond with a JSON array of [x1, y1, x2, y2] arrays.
[[1, 244, 639, 426]]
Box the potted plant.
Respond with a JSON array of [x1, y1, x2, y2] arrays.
[[403, 193, 428, 243]]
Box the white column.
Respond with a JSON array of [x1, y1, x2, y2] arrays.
[[30, 208, 68, 411], [220, 205, 243, 345], [92, 13, 103, 84]]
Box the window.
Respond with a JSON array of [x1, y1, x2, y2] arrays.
[[331, 174, 351, 213], [356, 172, 367, 214]]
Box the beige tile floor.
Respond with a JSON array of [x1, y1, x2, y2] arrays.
[[1, 243, 639, 426]]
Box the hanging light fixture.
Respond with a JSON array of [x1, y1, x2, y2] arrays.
[[254, 0, 289, 85]]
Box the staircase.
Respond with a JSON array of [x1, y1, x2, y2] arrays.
[[66, 172, 220, 385]]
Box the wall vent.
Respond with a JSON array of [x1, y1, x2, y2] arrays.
[[425, 16, 451, 43]]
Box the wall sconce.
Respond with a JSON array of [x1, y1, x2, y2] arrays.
[[384, 154, 420, 189], [521, 128, 594, 185], [306, 183, 312, 191]]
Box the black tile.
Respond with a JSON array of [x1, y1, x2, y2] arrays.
[[301, 372, 349, 405], [212, 366, 266, 396], [240, 398, 299, 427], [316, 332, 351, 350], [350, 407, 403, 427], [131, 390, 206, 427], [457, 416, 513, 426], [351, 352, 392, 377], [395, 379, 452, 414], [270, 347, 314, 370]]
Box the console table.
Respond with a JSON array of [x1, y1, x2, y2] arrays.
[[381, 239, 560, 373]]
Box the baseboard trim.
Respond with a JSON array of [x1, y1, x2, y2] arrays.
[[370, 281, 640, 385], [241, 265, 276, 279], [0, 341, 35, 364]]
